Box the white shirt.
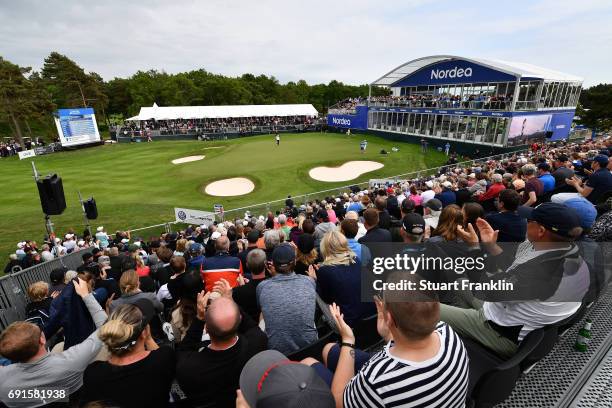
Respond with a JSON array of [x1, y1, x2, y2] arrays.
[[421, 190, 435, 204], [41, 250, 54, 262], [483, 242, 586, 341]]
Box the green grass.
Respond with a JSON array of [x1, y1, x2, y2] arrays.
[[0, 132, 446, 268]]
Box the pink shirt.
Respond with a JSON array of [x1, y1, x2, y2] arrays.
[[327, 209, 337, 224], [408, 193, 423, 206]]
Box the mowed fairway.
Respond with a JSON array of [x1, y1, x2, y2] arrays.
[[0, 132, 446, 267]]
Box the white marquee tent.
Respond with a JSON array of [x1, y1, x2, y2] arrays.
[[127, 103, 318, 121]]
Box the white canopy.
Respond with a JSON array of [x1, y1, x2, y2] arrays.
[[127, 104, 318, 121], [371, 55, 583, 86]]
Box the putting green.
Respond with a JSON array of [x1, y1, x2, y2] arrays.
[[0, 132, 446, 268]]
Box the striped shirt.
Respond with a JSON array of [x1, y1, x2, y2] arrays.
[[343, 322, 468, 408]]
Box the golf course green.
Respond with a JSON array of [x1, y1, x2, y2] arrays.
[[0, 132, 446, 268]]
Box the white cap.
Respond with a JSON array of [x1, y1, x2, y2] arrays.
[[243, 220, 249, 226], [77, 240, 85, 246], [425, 181, 434, 188], [133, 241, 141, 247], [335, 197, 341, 202], [211, 231, 221, 240], [65, 233, 74, 239], [121, 238, 129, 243], [97, 226, 104, 232], [468, 173, 476, 178], [442, 181, 452, 188], [17, 242, 25, 249]]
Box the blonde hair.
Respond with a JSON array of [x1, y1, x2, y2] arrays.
[[64, 270, 78, 284], [98, 304, 143, 356], [297, 215, 306, 230], [320, 230, 355, 266], [176, 239, 187, 253], [119, 269, 140, 294], [132, 253, 145, 268], [27, 281, 49, 302]]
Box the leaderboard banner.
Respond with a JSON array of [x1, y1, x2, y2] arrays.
[[54, 108, 101, 147]]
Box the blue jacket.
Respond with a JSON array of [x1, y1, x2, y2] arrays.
[[44, 283, 96, 349]]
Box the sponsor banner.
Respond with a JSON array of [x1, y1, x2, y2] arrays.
[[391, 59, 517, 87], [18, 149, 36, 160], [327, 105, 369, 130], [174, 207, 216, 225], [34, 145, 55, 156]]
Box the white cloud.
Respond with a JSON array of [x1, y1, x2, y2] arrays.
[[0, 0, 610, 86]]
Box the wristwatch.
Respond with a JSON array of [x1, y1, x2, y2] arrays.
[[340, 342, 355, 349]]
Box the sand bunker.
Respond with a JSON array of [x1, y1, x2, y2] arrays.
[[172, 155, 205, 164], [309, 161, 384, 182], [205, 177, 255, 196]]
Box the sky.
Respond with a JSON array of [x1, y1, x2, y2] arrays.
[[1, 0, 611, 87]]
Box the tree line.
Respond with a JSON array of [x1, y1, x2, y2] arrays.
[[0, 52, 610, 147]]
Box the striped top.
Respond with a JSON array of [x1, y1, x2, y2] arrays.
[[343, 322, 469, 408]]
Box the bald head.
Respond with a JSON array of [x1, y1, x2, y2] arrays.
[[345, 211, 358, 221], [215, 236, 230, 252], [205, 297, 241, 342]]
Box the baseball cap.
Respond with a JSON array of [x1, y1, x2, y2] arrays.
[[109, 298, 157, 353], [297, 234, 315, 254], [537, 162, 551, 171], [189, 243, 203, 254], [593, 155, 609, 167], [402, 213, 426, 235], [400, 198, 415, 213], [551, 194, 597, 229], [424, 198, 442, 212], [271, 243, 296, 267], [239, 350, 334, 408], [210, 231, 221, 240], [518, 202, 582, 237], [442, 181, 452, 189], [97, 226, 104, 232]]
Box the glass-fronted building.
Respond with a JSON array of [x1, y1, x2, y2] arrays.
[[327, 55, 583, 148]]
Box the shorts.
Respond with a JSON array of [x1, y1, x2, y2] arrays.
[[311, 344, 372, 387]]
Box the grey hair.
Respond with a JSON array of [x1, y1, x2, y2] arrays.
[[263, 229, 281, 251], [521, 164, 537, 177]]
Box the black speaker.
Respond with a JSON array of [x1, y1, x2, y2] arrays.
[[36, 174, 66, 215], [84, 197, 98, 219], [545, 131, 554, 139]]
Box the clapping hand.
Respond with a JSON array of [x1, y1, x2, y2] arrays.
[[476, 217, 498, 243], [329, 303, 355, 344], [73, 278, 90, 298], [213, 278, 233, 298], [196, 290, 212, 321], [456, 223, 479, 244]]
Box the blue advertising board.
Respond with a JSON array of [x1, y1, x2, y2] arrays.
[[391, 59, 517, 87], [327, 105, 368, 130]]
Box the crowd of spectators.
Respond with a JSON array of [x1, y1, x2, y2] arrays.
[[1, 136, 611, 407], [328, 93, 514, 115], [368, 93, 514, 110], [0, 138, 47, 158], [118, 115, 318, 137]]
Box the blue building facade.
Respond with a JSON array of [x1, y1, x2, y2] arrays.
[[327, 56, 582, 149]]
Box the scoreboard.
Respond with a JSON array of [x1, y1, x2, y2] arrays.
[[54, 108, 101, 147]]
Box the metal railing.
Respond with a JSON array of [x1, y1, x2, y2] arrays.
[[367, 99, 513, 111], [0, 249, 92, 331]]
